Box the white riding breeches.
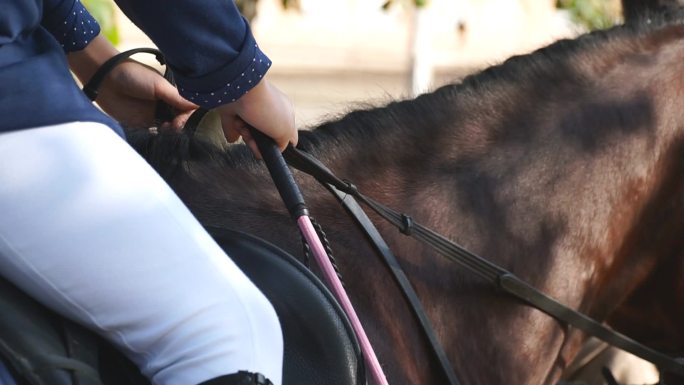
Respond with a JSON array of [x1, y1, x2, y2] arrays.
[[0, 122, 283, 385]]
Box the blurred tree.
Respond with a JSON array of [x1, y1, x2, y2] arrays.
[[236, 0, 259, 22], [556, 0, 622, 30], [236, 0, 301, 22], [381, 0, 431, 96], [621, 0, 682, 23], [79, 0, 304, 44], [82, 0, 119, 44], [382, 0, 428, 10]]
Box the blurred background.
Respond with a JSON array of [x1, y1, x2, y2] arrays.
[[83, 0, 661, 128]]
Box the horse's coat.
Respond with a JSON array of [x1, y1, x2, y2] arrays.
[[128, 12, 684, 385]]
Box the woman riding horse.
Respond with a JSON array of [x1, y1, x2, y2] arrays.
[[0, 1, 297, 384]]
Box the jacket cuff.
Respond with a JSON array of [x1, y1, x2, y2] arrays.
[[173, 22, 272, 109], [42, 0, 100, 52]]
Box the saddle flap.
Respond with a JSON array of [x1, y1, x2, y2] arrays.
[[214, 229, 365, 385], [0, 279, 102, 385], [0, 229, 363, 385]]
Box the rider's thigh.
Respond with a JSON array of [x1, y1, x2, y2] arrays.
[[0, 122, 283, 385]]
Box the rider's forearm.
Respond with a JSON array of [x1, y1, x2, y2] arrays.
[[67, 34, 119, 86], [113, 0, 272, 109], [41, 0, 101, 53]]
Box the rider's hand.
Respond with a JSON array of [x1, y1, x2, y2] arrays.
[[95, 60, 197, 130], [68, 35, 197, 130], [216, 78, 297, 156]]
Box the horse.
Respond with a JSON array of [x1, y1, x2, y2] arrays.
[[117, 10, 684, 385], [4, 10, 684, 385]]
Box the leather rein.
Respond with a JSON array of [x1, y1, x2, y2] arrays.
[[281, 145, 684, 383]]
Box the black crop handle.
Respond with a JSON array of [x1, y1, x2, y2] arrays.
[[250, 128, 309, 220]]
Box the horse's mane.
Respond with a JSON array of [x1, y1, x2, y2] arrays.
[[127, 8, 684, 172], [125, 128, 261, 179]]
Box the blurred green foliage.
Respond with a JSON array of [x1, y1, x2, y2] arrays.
[[82, 0, 119, 44], [382, 0, 428, 10], [236, 0, 259, 21], [281, 0, 301, 8], [79, 0, 297, 43], [556, 0, 622, 30]]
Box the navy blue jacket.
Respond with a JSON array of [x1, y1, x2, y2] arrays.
[[0, 0, 271, 137]]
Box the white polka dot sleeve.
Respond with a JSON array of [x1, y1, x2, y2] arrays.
[[42, 0, 100, 52], [180, 44, 272, 109]]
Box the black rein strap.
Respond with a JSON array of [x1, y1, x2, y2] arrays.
[[283, 145, 684, 378], [289, 150, 461, 385], [83, 47, 177, 125], [83, 47, 167, 101]]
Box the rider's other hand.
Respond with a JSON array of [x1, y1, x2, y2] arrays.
[[216, 78, 297, 156], [68, 35, 197, 130], [96, 60, 197, 130]]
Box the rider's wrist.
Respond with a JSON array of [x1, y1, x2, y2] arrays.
[[67, 35, 120, 85]]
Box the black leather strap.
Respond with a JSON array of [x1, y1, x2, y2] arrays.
[[283, 145, 684, 377], [183, 107, 210, 136], [82, 47, 177, 126], [83, 47, 166, 102], [286, 147, 460, 385], [327, 183, 461, 385]]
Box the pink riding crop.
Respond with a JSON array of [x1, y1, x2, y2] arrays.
[[251, 129, 389, 385]]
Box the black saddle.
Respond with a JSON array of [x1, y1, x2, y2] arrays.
[[0, 229, 364, 385]]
